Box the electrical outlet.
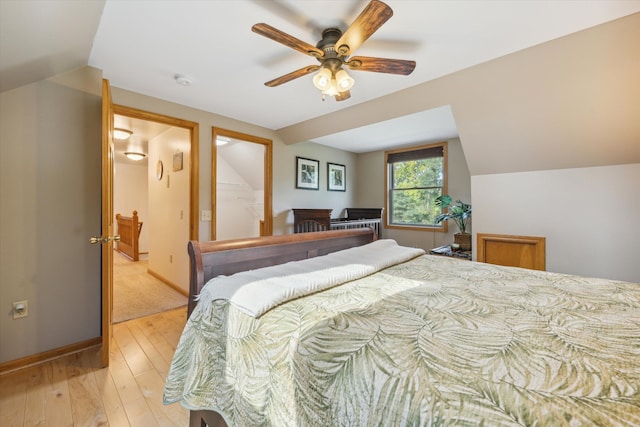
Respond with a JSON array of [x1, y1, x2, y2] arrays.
[[13, 300, 28, 319]]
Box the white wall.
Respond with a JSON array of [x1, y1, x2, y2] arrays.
[[216, 155, 261, 240], [472, 164, 640, 282], [0, 72, 102, 364], [272, 140, 359, 233], [114, 163, 149, 253], [147, 127, 191, 292]]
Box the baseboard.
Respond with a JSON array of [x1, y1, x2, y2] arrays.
[[147, 268, 189, 297], [0, 336, 102, 375]]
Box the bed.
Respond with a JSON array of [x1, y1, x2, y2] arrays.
[[164, 229, 640, 427]]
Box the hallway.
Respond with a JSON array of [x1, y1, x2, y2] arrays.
[[113, 252, 187, 323]]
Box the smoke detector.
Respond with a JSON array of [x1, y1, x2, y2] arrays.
[[174, 74, 193, 86]]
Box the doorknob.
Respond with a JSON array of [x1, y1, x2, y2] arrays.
[[89, 235, 121, 244]]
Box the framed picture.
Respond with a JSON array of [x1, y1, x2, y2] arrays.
[[327, 162, 346, 191], [295, 156, 319, 190], [173, 152, 183, 172]]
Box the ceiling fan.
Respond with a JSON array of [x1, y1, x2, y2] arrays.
[[252, 0, 416, 101]]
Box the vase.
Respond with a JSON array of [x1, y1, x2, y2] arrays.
[[454, 233, 471, 251]]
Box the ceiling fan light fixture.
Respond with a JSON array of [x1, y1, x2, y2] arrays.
[[313, 67, 332, 91], [114, 128, 133, 140], [253, 0, 414, 100], [124, 151, 146, 161], [321, 78, 340, 98], [335, 69, 354, 92]]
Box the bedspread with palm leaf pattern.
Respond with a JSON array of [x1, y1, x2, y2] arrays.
[[164, 254, 640, 426]]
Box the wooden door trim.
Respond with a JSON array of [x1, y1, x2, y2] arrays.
[[113, 104, 200, 240], [211, 127, 273, 240], [101, 79, 114, 367]]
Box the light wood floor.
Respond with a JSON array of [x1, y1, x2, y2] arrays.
[[0, 307, 190, 427]]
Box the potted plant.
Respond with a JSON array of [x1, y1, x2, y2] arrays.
[[434, 195, 472, 250]]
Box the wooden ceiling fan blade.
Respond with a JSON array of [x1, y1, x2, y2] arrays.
[[334, 0, 393, 56], [252, 23, 324, 58], [345, 56, 416, 75], [264, 65, 320, 87], [335, 90, 351, 102]]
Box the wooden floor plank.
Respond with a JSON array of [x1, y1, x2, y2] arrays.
[[24, 363, 47, 426], [45, 357, 73, 427], [108, 332, 158, 427], [0, 368, 29, 427], [132, 317, 179, 367], [151, 311, 184, 351], [66, 352, 109, 427], [127, 322, 172, 376], [113, 323, 154, 376], [0, 307, 188, 427], [135, 369, 189, 426], [93, 363, 130, 427]]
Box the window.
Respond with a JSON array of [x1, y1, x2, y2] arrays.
[[385, 142, 447, 230]]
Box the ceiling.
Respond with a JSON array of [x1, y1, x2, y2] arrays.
[[2, 0, 639, 153], [113, 115, 170, 165]]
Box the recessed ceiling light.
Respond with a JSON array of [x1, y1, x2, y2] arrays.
[[174, 74, 193, 86]]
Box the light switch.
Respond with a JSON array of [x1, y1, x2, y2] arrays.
[[201, 210, 212, 221]]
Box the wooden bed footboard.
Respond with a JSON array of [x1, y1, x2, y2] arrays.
[[115, 210, 143, 261], [186, 228, 376, 316], [184, 228, 376, 425]]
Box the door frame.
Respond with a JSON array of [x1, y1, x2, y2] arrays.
[[102, 104, 199, 364], [211, 127, 273, 240], [113, 104, 200, 241]]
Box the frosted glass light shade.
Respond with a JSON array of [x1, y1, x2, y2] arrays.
[[321, 79, 339, 97], [335, 69, 354, 92], [313, 68, 332, 91]]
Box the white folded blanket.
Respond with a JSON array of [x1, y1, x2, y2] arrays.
[[196, 239, 425, 317]]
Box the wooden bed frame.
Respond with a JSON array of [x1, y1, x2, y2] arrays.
[[115, 210, 143, 261], [184, 228, 376, 426]]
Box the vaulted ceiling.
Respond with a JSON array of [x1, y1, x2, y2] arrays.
[[1, 1, 639, 166]]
